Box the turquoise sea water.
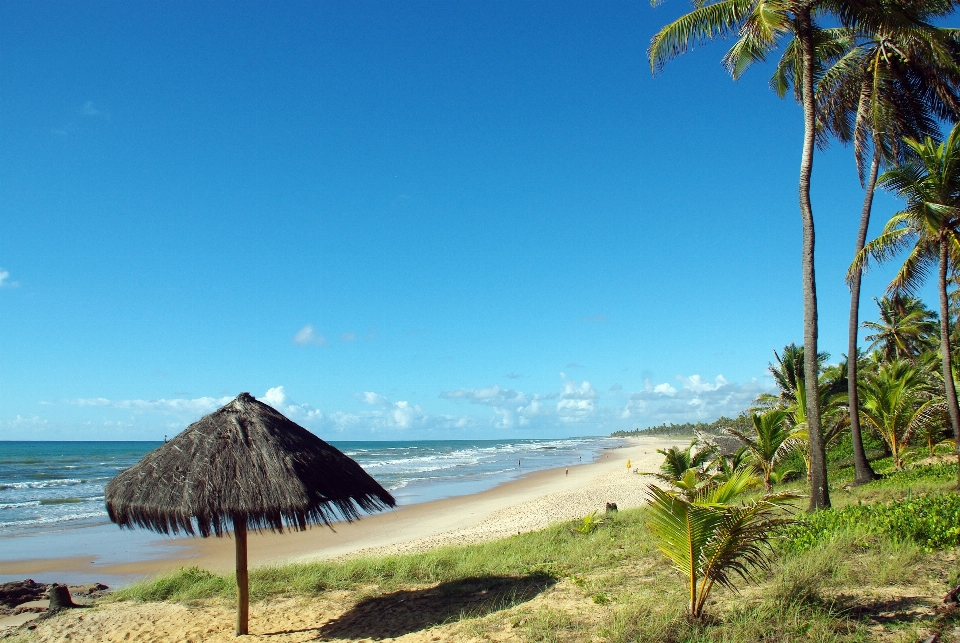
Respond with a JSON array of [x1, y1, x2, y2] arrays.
[[0, 438, 608, 536]]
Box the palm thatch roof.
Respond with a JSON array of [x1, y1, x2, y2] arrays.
[[105, 393, 395, 537]]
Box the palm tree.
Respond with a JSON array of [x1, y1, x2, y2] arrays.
[[859, 360, 941, 468], [655, 441, 713, 481], [777, 4, 960, 486], [648, 0, 835, 510], [644, 469, 795, 619], [758, 343, 829, 409], [863, 295, 939, 360], [758, 345, 850, 480], [852, 122, 960, 487], [726, 409, 802, 490]]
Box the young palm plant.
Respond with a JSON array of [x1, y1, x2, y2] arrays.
[[725, 409, 801, 491], [859, 360, 943, 469], [640, 440, 713, 489], [645, 468, 796, 619], [851, 122, 960, 486]]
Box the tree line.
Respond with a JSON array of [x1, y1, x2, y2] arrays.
[[646, 0, 960, 510]]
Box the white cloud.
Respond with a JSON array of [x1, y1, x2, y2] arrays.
[[258, 386, 323, 420], [442, 378, 601, 429], [293, 324, 329, 346], [261, 386, 287, 407], [625, 374, 768, 425], [82, 101, 102, 116], [69, 395, 233, 414], [359, 391, 390, 407], [556, 377, 598, 422], [0, 268, 18, 288], [326, 392, 429, 433], [341, 332, 357, 343]]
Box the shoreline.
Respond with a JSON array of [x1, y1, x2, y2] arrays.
[[0, 436, 683, 586]]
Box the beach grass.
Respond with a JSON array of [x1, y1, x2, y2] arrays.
[[101, 460, 960, 642]]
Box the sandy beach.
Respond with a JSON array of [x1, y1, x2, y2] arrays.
[[1, 436, 682, 641]]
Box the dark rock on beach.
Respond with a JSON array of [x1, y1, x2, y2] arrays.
[[0, 580, 48, 609]]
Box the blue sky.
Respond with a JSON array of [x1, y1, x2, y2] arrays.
[[0, 1, 930, 440]]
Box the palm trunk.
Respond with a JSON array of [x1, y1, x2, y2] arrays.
[[937, 240, 960, 489], [797, 6, 830, 511], [848, 148, 881, 484], [689, 534, 698, 617]]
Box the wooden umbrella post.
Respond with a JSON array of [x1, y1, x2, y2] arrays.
[[235, 516, 249, 636]]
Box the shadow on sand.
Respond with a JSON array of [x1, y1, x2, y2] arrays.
[[315, 573, 556, 640]]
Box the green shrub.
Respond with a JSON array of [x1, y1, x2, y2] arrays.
[[874, 460, 958, 486], [782, 491, 960, 552]]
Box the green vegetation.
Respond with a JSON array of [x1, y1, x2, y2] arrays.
[[611, 414, 750, 437], [782, 490, 960, 553], [103, 456, 960, 642]]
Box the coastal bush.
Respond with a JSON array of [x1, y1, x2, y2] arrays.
[[873, 460, 959, 486], [781, 490, 960, 553]]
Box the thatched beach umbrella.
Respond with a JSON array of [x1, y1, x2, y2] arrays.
[[105, 393, 395, 636]]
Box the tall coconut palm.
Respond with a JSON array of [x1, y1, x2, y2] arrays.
[[648, 0, 835, 509], [851, 122, 960, 487], [777, 5, 960, 485], [863, 295, 939, 360]]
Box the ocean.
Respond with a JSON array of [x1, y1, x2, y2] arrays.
[[0, 437, 611, 540]]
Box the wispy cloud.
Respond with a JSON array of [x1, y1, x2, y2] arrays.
[[293, 324, 329, 347], [506, 372, 522, 380], [439, 373, 769, 432], [581, 314, 607, 323], [440, 377, 603, 429], [68, 395, 233, 414], [0, 268, 18, 288], [624, 375, 767, 425], [258, 386, 323, 420], [82, 101, 102, 116], [330, 391, 430, 431], [341, 332, 357, 343], [565, 362, 585, 369]]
